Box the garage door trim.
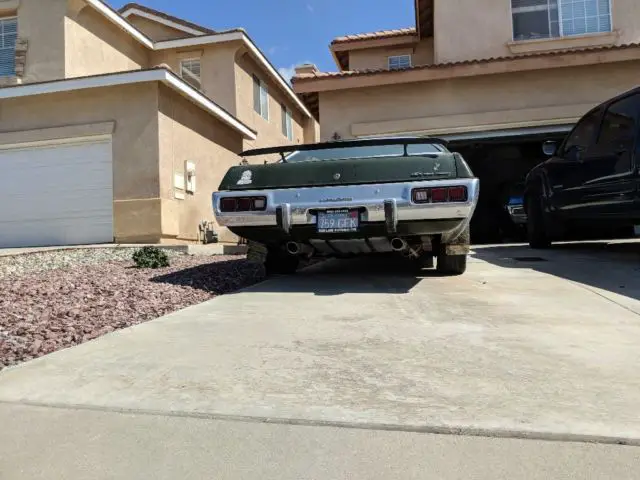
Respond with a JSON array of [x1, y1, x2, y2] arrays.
[[0, 133, 112, 152], [357, 124, 575, 142]]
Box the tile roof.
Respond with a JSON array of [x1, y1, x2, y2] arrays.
[[295, 42, 640, 81], [331, 28, 417, 45], [119, 3, 216, 35]]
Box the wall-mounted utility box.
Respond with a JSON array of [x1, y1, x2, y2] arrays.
[[185, 161, 196, 194]]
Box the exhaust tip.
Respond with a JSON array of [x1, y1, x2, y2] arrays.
[[390, 238, 407, 251], [286, 241, 300, 255]]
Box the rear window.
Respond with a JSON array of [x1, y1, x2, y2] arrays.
[[283, 143, 445, 163]]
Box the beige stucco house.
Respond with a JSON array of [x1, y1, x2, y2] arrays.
[[0, 0, 317, 248], [292, 0, 640, 241]]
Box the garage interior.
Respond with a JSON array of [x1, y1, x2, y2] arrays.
[[444, 126, 571, 244]]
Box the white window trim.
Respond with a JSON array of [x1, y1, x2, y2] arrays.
[[388, 54, 412, 70], [0, 16, 18, 78], [282, 105, 293, 140], [180, 58, 201, 90], [254, 76, 269, 121], [511, 0, 613, 41]]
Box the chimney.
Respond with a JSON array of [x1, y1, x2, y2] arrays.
[[294, 63, 319, 76]]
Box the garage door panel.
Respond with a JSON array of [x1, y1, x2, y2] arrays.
[[0, 202, 112, 223], [0, 162, 112, 187], [2, 187, 113, 216], [0, 139, 114, 248], [0, 218, 113, 248]]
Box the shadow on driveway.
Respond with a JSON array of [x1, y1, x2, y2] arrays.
[[472, 240, 640, 303], [152, 254, 427, 296], [150, 258, 265, 295], [245, 256, 434, 296]]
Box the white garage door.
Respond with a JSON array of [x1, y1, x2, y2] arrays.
[[0, 137, 114, 248]]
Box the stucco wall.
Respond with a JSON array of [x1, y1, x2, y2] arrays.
[[18, 0, 66, 83], [234, 50, 305, 152], [348, 38, 434, 70], [126, 14, 191, 42], [151, 42, 239, 116], [153, 42, 315, 153], [64, 1, 149, 78], [0, 83, 161, 242], [318, 61, 640, 140], [157, 84, 244, 242], [434, 0, 640, 64]]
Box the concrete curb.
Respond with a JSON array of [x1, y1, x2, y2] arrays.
[[2, 400, 638, 447]]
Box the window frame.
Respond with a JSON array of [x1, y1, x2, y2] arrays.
[[559, 106, 603, 156], [281, 103, 293, 141], [388, 54, 412, 70], [596, 93, 640, 148], [179, 57, 202, 90], [0, 16, 18, 78], [510, 0, 612, 42], [253, 74, 269, 121]]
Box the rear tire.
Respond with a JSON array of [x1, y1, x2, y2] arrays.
[[265, 248, 299, 275], [527, 191, 552, 249], [436, 252, 467, 275]]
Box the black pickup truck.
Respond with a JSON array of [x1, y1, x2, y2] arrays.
[[524, 87, 640, 248]]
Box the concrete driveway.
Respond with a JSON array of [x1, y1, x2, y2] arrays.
[[1, 241, 640, 478]]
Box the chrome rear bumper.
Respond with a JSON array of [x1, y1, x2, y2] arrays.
[[213, 178, 480, 235]]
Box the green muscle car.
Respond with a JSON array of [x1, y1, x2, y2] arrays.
[[212, 137, 480, 275]]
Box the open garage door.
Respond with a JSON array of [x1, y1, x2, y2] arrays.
[[445, 126, 573, 243], [359, 124, 575, 243], [0, 137, 114, 248]]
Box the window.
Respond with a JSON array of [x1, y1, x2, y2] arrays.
[[388, 55, 412, 70], [253, 74, 269, 120], [511, 0, 611, 41], [180, 58, 201, 90], [283, 143, 444, 163], [562, 107, 602, 152], [0, 17, 17, 77], [281, 103, 293, 140], [597, 94, 640, 146]]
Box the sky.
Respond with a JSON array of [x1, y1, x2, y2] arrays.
[[109, 0, 415, 78]]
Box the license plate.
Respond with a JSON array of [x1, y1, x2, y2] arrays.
[[317, 209, 359, 233]]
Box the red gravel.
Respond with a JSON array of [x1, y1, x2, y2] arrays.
[[0, 255, 264, 370]]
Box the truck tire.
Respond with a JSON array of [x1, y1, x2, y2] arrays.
[[526, 191, 552, 249]]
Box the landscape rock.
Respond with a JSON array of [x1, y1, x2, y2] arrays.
[[0, 250, 264, 370]]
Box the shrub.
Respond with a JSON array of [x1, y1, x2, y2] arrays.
[[132, 246, 170, 269]]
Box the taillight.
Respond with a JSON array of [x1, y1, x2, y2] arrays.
[[220, 198, 237, 212], [431, 188, 447, 203], [411, 186, 468, 204], [448, 186, 467, 202], [219, 196, 267, 212]]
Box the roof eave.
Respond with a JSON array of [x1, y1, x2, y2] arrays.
[[0, 68, 257, 140], [84, 1, 311, 119], [292, 44, 640, 94]]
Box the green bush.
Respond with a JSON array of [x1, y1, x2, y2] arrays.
[[132, 246, 170, 269]]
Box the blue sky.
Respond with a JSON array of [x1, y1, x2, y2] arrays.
[[109, 0, 415, 77]]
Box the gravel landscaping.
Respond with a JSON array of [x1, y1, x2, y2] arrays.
[[0, 248, 265, 370]]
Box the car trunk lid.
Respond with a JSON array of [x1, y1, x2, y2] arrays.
[[218, 155, 457, 191]]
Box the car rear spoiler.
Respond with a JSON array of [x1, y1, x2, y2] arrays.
[[241, 136, 450, 159]]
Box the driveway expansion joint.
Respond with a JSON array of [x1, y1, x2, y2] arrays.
[[2, 400, 638, 447]]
